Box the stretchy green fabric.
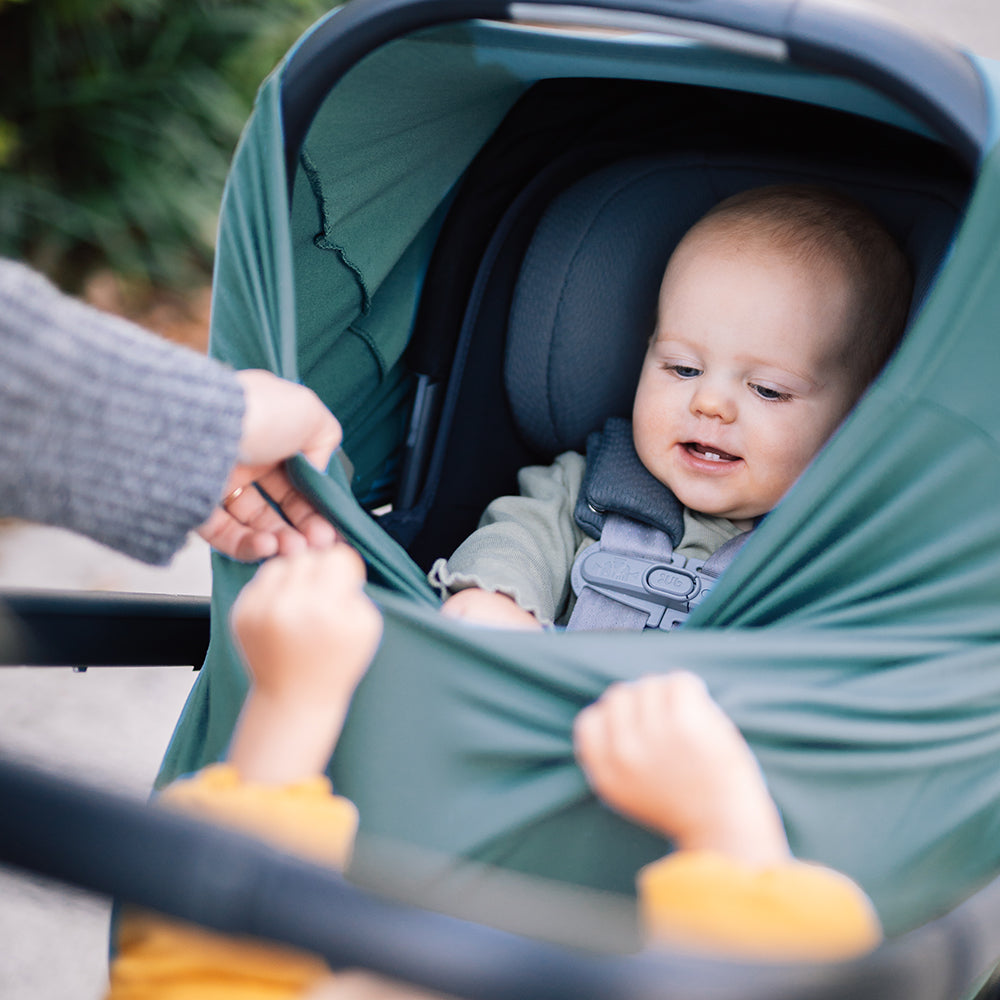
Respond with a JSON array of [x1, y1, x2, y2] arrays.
[[160, 20, 1000, 938]]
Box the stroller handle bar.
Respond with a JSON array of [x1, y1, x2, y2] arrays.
[[0, 590, 210, 668], [2, 754, 1000, 1000], [281, 0, 989, 190]]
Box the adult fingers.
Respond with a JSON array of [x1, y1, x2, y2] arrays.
[[252, 467, 337, 550], [197, 504, 281, 563]]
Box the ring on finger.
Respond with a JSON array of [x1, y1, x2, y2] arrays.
[[222, 485, 248, 509]]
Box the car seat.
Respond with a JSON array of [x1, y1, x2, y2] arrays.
[[383, 81, 967, 569]]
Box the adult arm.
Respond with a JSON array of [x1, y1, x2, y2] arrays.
[[0, 259, 338, 564]]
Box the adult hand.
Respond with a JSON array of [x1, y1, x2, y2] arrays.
[[197, 370, 342, 561]]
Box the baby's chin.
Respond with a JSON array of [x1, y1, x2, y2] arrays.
[[647, 457, 768, 530]]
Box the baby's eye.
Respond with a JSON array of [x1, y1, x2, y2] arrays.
[[749, 382, 792, 402], [665, 364, 702, 379]]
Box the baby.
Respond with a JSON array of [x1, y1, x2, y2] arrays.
[[108, 546, 880, 1000], [431, 184, 913, 630]]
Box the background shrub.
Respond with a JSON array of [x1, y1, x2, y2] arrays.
[[0, 0, 332, 293]]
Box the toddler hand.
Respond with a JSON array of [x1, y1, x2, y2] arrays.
[[228, 542, 383, 785], [231, 542, 383, 714], [440, 588, 542, 630], [573, 672, 789, 866]]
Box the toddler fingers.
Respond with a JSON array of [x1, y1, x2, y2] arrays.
[[631, 671, 709, 702], [631, 672, 713, 731], [660, 670, 711, 702], [572, 702, 607, 772], [657, 671, 738, 738], [232, 553, 294, 618], [573, 684, 639, 778], [309, 539, 368, 589], [590, 679, 637, 728], [571, 703, 593, 752]]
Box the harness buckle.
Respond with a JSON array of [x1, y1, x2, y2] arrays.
[[571, 545, 714, 630]]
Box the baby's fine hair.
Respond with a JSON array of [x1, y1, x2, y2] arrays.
[[698, 184, 913, 391]]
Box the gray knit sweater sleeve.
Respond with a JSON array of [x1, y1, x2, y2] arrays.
[[0, 259, 245, 565]]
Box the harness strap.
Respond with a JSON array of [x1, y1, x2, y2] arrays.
[[573, 417, 685, 545], [702, 529, 753, 579], [566, 417, 752, 631]]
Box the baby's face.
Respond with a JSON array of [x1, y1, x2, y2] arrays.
[[632, 229, 861, 530]]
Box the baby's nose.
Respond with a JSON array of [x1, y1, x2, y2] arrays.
[[689, 380, 737, 422]]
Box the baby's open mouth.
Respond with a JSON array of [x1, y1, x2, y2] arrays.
[[684, 442, 741, 463]]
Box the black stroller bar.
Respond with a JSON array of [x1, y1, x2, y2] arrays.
[[3, 590, 1000, 998], [2, 754, 1000, 1000], [0, 590, 209, 668]]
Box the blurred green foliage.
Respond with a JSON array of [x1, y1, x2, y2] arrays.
[[0, 0, 333, 292]]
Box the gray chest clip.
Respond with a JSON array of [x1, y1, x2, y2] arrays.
[[568, 513, 749, 631]]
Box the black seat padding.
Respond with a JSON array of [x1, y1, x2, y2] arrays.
[[505, 153, 963, 458]]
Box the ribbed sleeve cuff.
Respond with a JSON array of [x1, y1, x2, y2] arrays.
[[0, 260, 245, 564], [427, 555, 557, 626]]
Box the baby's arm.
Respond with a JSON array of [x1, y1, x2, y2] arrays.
[[228, 542, 383, 785], [440, 588, 543, 629], [573, 672, 788, 865], [430, 451, 587, 628]]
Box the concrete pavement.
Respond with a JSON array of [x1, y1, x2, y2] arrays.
[[0, 526, 209, 1000]]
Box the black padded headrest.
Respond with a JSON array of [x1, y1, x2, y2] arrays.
[[505, 153, 962, 457]]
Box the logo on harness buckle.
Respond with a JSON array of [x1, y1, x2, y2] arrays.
[[646, 565, 699, 601]]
